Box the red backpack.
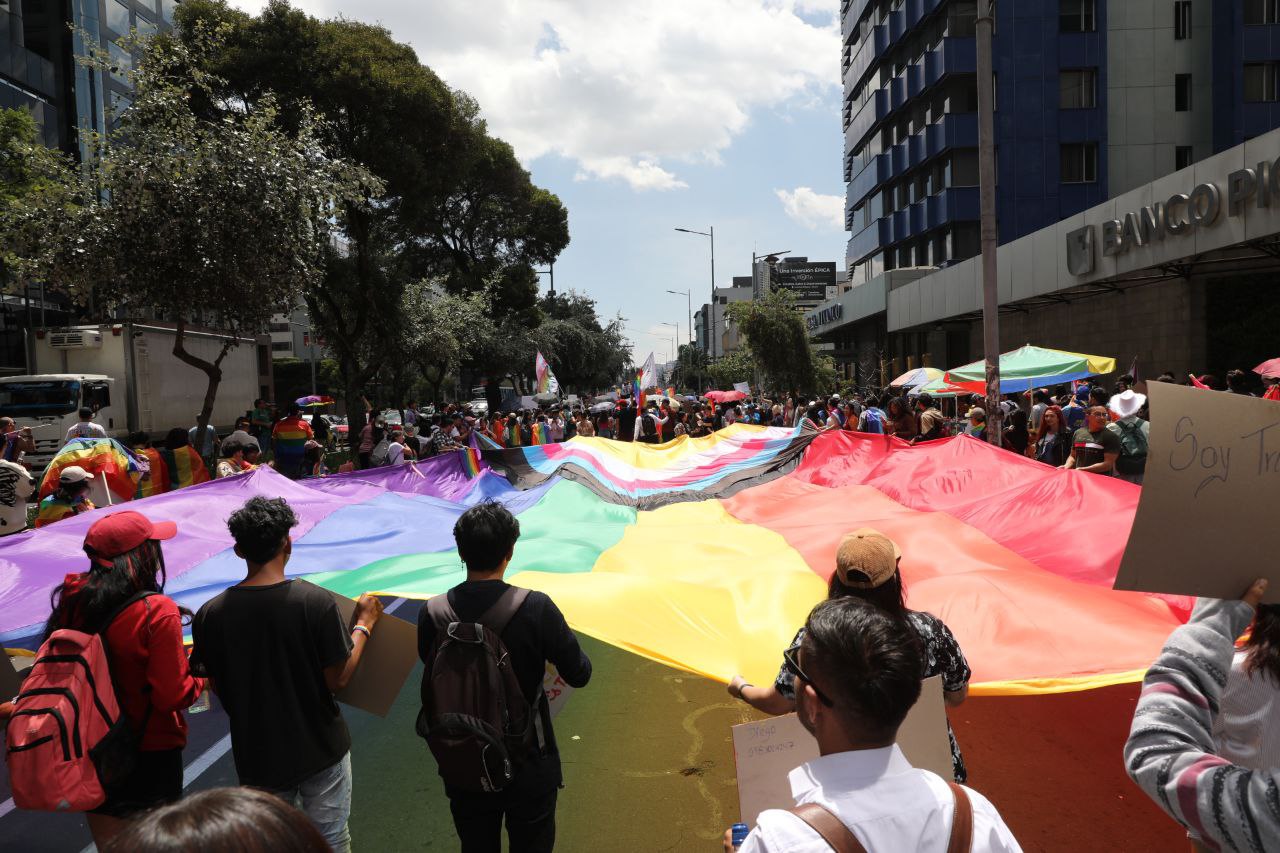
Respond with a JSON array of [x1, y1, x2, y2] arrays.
[[415, 587, 546, 793], [5, 591, 154, 811]]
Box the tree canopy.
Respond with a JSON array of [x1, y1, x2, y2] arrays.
[[11, 27, 375, 436], [726, 289, 833, 396], [173, 0, 570, 413]]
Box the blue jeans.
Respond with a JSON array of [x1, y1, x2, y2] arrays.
[[269, 752, 353, 853]]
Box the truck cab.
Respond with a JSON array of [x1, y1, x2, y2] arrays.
[[0, 374, 116, 470]]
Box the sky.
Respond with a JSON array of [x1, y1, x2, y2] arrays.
[[228, 0, 849, 365]]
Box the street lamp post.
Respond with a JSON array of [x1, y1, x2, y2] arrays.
[[674, 226, 714, 358], [658, 322, 678, 378], [666, 288, 693, 391]]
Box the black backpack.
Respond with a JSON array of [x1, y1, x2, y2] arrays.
[[416, 587, 545, 793], [369, 438, 391, 467], [640, 413, 657, 438]]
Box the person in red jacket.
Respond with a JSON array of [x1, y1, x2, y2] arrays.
[[42, 510, 205, 849]]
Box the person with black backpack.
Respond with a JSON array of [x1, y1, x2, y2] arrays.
[[632, 404, 666, 444], [1107, 390, 1150, 485], [13, 512, 205, 849], [417, 501, 592, 853]]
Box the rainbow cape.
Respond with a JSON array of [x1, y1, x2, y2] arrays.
[[40, 438, 147, 503], [0, 426, 1185, 695], [135, 447, 211, 498], [530, 423, 549, 446]]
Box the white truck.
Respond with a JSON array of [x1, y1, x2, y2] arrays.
[[0, 323, 266, 469]]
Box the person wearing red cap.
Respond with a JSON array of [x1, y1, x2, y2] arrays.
[[41, 511, 206, 849]]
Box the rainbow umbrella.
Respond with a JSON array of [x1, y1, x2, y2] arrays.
[[889, 367, 944, 389], [908, 377, 971, 398], [945, 345, 1116, 395]]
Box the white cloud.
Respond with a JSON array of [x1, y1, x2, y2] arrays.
[[226, 0, 839, 191], [775, 186, 844, 231]]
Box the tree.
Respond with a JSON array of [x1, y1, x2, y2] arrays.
[[529, 291, 630, 392], [399, 281, 493, 403], [26, 28, 376, 439], [0, 109, 81, 293], [707, 347, 755, 389], [726, 289, 828, 396], [670, 344, 709, 392], [174, 0, 570, 417]]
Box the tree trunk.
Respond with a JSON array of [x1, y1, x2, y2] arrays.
[[171, 319, 232, 464]]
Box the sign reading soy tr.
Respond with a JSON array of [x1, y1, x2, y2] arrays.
[[1066, 159, 1280, 276]]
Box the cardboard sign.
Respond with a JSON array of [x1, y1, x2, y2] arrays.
[[324, 587, 420, 718], [732, 676, 951, 827], [1115, 382, 1280, 601], [543, 664, 574, 719]]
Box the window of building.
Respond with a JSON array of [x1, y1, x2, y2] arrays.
[[108, 42, 132, 82], [106, 0, 131, 33], [950, 76, 980, 113], [952, 149, 980, 186], [1174, 2, 1192, 39], [1060, 69, 1097, 109], [952, 223, 981, 261], [271, 342, 293, 352], [1061, 142, 1098, 183], [1245, 62, 1280, 102], [1175, 146, 1194, 169], [1245, 0, 1280, 26], [1175, 74, 1192, 111], [948, 0, 978, 37], [161, 0, 180, 23], [1060, 0, 1096, 33]]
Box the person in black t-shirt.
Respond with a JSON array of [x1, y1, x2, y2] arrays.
[[191, 497, 383, 853], [418, 501, 592, 853]]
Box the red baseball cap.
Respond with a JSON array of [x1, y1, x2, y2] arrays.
[[84, 511, 178, 566]]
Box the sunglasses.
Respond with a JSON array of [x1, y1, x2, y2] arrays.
[[783, 646, 835, 707]]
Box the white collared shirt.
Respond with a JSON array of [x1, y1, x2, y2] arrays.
[[740, 745, 1021, 853]]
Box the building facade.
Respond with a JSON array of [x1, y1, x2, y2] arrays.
[[825, 0, 1280, 388], [811, 124, 1280, 390], [3, 0, 177, 157]]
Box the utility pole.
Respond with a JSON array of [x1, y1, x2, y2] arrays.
[[976, 0, 1003, 444]]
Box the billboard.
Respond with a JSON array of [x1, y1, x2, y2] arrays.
[[773, 261, 837, 302]]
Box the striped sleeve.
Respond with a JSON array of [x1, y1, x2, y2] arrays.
[[1124, 597, 1280, 852]]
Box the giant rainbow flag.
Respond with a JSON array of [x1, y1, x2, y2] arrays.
[[0, 425, 1185, 694]]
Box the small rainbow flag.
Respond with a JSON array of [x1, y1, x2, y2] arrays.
[[633, 369, 645, 410], [665, 387, 676, 399], [463, 446, 482, 478]]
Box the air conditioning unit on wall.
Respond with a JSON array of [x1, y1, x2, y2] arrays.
[[49, 329, 103, 349]]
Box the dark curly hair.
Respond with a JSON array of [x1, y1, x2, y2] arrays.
[[227, 497, 298, 564]]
